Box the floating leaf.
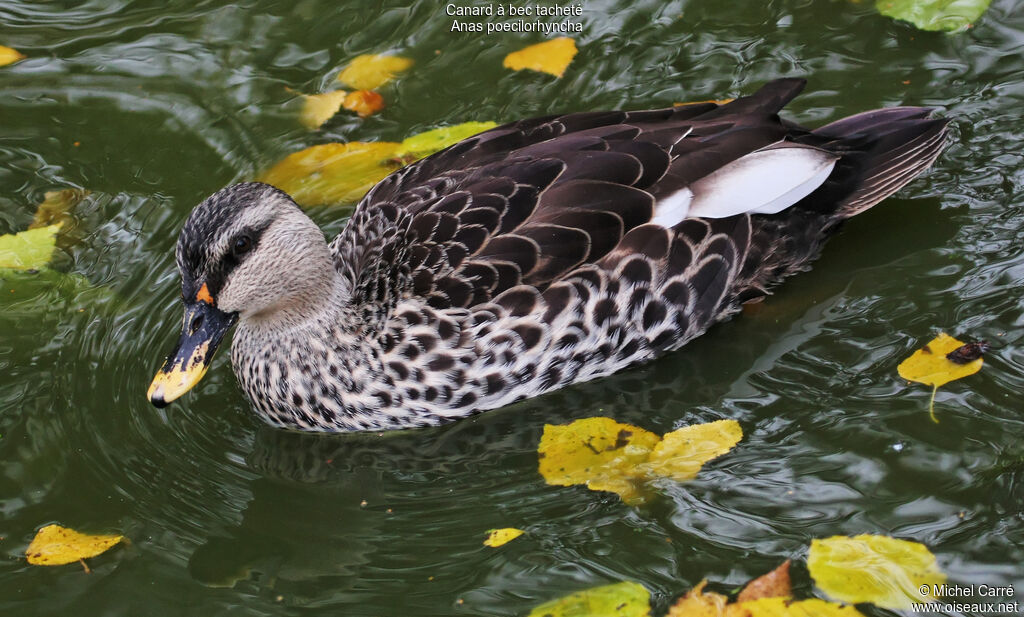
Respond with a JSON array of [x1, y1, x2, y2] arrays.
[[503, 37, 578, 78], [808, 534, 945, 610], [527, 581, 650, 617], [343, 89, 385, 118], [898, 332, 985, 421], [737, 561, 792, 603], [667, 578, 864, 617], [538, 418, 741, 504], [26, 524, 123, 567], [675, 98, 734, 106], [483, 527, 524, 547], [258, 142, 402, 207], [0, 45, 25, 67], [639, 419, 743, 482], [31, 188, 88, 230], [876, 0, 991, 32], [0, 223, 62, 270], [301, 91, 349, 129], [337, 54, 413, 90], [397, 121, 498, 159], [259, 122, 495, 207]]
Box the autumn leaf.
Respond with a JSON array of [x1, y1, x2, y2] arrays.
[[396, 121, 498, 159], [258, 122, 496, 207], [898, 332, 986, 421], [337, 54, 413, 90], [503, 37, 578, 78], [527, 581, 651, 617], [736, 561, 791, 603], [301, 91, 349, 129], [0, 223, 62, 270], [483, 528, 524, 547], [30, 188, 88, 230], [0, 45, 25, 67], [667, 575, 865, 617], [537, 418, 742, 504], [876, 0, 991, 32], [343, 90, 385, 118], [26, 524, 123, 568], [808, 534, 945, 610]]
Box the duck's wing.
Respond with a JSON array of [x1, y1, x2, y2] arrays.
[[331, 78, 945, 323]]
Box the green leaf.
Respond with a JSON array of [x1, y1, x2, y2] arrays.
[[527, 582, 650, 617], [876, 0, 991, 32], [0, 224, 62, 270], [397, 122, 498, 160]]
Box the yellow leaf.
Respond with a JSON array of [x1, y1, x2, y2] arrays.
[[674, 99, 735, 106], [537, 418, 741, 504], [0, 223, 62, 270], [735, 597, 865, 617], [808, 534, 946, 609], [301, 91, 348, 129], [26, 524, 123, 566], [0, 45, 25, 67], [397, 121, 498, 160], [483, 527, 524, 547], [666, 580, 729, 617], [897, 332, 985, 421], [639, 419, 742, 482], [258, 142, 401, 207], [30, 188, 88, 230], [337, 54, 413, 90], [343, 89, 385, 118], [538, 417, 660, 503], [503, 37, 578, 78], [897, 332, 984, 387], [527, 581, 651, 617]]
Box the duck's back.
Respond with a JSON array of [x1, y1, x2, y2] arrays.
[[314, 78, 946, 428]]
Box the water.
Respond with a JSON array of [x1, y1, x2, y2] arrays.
[[1, 0, 1022, 615]]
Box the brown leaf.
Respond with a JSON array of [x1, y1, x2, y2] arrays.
[[736, 560, 791, 603], [945, 341, 990, 365]]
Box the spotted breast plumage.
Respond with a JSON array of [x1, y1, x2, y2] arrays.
[[147, 78, 949, 432]]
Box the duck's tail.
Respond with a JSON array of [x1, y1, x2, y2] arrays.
[[799, 107, 950, 217]]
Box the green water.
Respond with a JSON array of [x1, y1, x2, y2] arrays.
[[1, 1, 1022, 615]]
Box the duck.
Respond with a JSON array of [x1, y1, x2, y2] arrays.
[[147, 78, 948, 432]]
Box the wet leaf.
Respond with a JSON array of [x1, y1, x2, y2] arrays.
[[30, 188, 88, 230], [675, 99, 734, 106], [483, 527, 524, 547], [259, 122, 495, 207], [396, 121, 498, 159], [808, 534, 945, 609], [527, 581, 650, 617], [537, 418, 741, 504], [258, 142, 402, 207], [737, 560, 791, 603], [876, 0, 990, 32], [0, 45, 25, 67], [26, 524, 123, 566], [898, 332, 985, 387], [898, 332, 984, 421], [343, 89, 385, 118], [667, 578, 865, 617], [337, 54, 413, 90], [0, 223, 62, 270], [639, 419, 743, 482], [301, 91, 349, 129], [503, 37, 578, 77]]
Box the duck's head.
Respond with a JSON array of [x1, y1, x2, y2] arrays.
[[148, 182, 333, 407]]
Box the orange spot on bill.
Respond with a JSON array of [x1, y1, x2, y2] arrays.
[[196, 283, 213, 304]]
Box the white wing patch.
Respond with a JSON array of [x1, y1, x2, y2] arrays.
[[651, 144, 839, 225]]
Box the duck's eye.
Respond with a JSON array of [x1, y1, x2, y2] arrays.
[[232, 234, 253, 257]]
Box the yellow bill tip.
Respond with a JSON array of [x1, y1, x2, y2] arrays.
[[148, 344, 211, 407]]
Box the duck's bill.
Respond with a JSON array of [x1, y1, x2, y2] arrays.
[[148, 301, 238, 408]]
